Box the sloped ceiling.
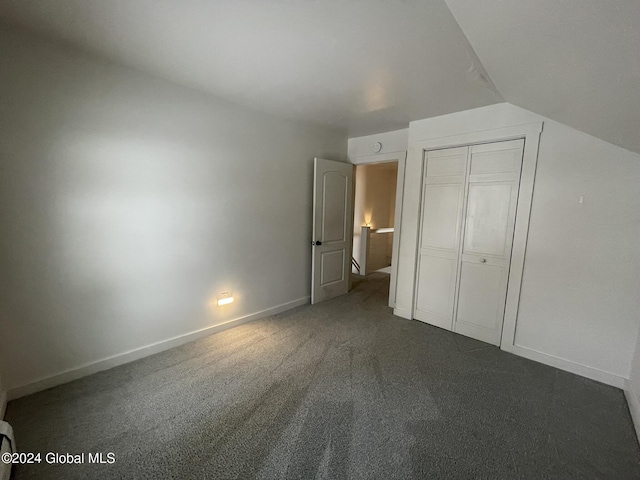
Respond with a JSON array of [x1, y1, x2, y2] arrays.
[[1, 1, 638, 152], [445, 0, 640, 154], [0, 0, 502, 136]]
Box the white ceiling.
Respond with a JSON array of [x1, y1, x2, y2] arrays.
[[445, 0, 640, 154], [1, 1, 638, 153], [0, 0, 502, 136]]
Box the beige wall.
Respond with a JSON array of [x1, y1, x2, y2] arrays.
[[0, 24, 347, 395], [352, 162, 398, 273]]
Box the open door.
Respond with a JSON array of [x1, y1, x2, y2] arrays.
[[311, 158, 353, 304]]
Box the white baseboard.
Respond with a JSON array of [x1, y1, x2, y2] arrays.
[[7, 296, 310, 401], [0, 390, 6, 420], [388, 312, 626, 389], [624, 381, 640, 445], [509, 344, 626, 389]]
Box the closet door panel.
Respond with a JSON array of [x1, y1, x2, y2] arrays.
[[421, 184, 464, 251], [414, 255, 457, 329], [452, 139, 524, 346], [470, 145, 522, 175], [455, 262, 508, 344], [463, 182, 514, 257], [426, 147, 468, 177], [414, 146, 468, 330]]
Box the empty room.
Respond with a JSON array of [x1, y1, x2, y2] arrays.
[[1, 1, 640, 478]]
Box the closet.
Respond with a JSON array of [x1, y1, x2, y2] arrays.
[[414, 139, 524, 346]]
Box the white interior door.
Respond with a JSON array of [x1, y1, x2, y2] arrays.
[[453, 139, 524, 345], [414, 146, 468, 329], [311, 158, 353, 305]]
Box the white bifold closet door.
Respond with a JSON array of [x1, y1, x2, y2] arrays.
[[414, 139, 524, 346]]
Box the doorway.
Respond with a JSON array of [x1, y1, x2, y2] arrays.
[[351, 161, 400, 304]]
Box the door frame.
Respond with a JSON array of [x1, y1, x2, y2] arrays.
[[351, 150, 407, 308], [400, 122, 542, 350]]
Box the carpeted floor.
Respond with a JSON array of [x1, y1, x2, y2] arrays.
[[5, 273, 640, 479]]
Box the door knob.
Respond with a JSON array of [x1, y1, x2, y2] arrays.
[[312, 241, 322, 246], [480, 258, 487, 263]]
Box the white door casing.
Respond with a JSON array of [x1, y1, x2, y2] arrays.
[[311, 158, 353, 305], [388, 152, 407, 309], [351, 150, 407, 308]]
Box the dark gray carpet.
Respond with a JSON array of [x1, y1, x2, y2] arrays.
[[5, 273, 640, 479]]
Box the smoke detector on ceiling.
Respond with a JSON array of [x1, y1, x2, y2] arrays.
[[373, 142, 382, 153]]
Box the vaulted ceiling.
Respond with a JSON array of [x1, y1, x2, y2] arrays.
[[445, 0, 640, 154], [1, 0, 638, 153]]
